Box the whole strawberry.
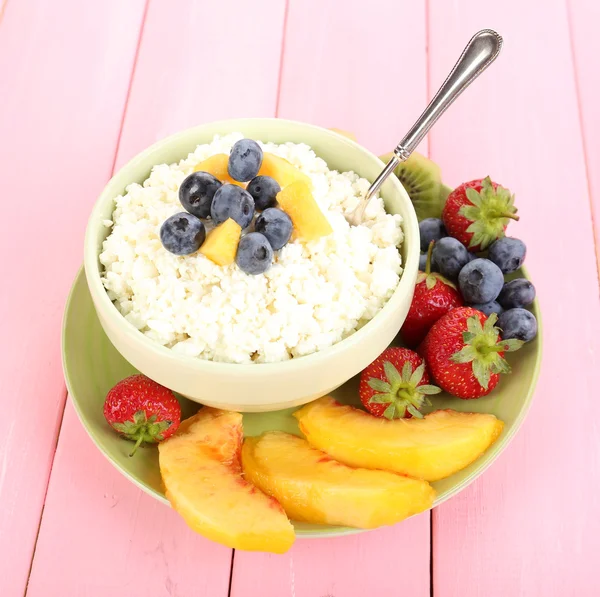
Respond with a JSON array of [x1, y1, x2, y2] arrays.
[[420, 307, 522, 399], [103, 374, 181, 456], [442, 177, 518, 251], [359, 347, 441, 419], [401, 241, 463, 347]]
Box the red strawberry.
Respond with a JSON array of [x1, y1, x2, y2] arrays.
[[420, 307, 523, 399], [401, 241, 463, 347], [359, 347, 441, 419], [442, 177, 518, 251], [103, 374, 182, 456]]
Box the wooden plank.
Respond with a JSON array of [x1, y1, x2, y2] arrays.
[[0, 1, 146, 594], [115, 0, 286, 168], [427, 3, 600, 596], [276, 0, 429, 156], [27, 0, 286, 595], [26, 403, 233, 596], [231, 515, 431, 597], [231, 1, 431, 595], [568, 0, 600, 273]]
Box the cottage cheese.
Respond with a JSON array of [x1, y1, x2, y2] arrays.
[[100, 133, 404, 364]]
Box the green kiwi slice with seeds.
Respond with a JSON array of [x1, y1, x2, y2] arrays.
[[379, 151, 445, 220]]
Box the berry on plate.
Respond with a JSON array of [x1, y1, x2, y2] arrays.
[[420, 307, 523, 399], [469, 300, 504, 317], [358, 347, 441, 420], [498, 308, 538, 342], [419, 217, 446, 252], [401, 242, 463, 347], [103, 374, 181, 456], [431, 236, 470, 280], [497, 278, 536, 309], [442, 177, 518, 251], [488, 237, 526, 274], [458, 258, 504, 304]]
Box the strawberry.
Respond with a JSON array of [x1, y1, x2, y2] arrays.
[[103, 374, 181, 456], [420, 307, 522, 399], [401, 241, 463, 347], [359, 347, 441, 419], [442, 177, 518, 251]]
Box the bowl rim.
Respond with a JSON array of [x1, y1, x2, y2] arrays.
[[84, 117, 420, 375]]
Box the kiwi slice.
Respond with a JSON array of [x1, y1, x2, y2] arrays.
[[379, 151, 443, 220]]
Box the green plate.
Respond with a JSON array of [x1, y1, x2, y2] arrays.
[[63, 262, 542, 538]]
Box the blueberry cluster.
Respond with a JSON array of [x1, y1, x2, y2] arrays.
[[419, 218, 537, 342], [160, 139, 293, 275]]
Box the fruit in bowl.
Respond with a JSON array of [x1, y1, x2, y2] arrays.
[[84, 119, 420, 411]]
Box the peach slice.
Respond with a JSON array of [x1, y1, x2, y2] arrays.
[[257, 153, 312, 189], [276, 181, 333, 242], [294, 397, 504, 482], [158, 408, 295, 553], [242, 432, 434, 528], [193, 154, 245, 187], [200, 218, 242, 266]]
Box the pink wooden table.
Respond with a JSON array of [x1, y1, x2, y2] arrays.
[[1, 0, 599, 595]]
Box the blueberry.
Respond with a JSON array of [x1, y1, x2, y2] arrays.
[[211, 184, 255, 228], [419, 218, 446, 252], [458, 258, 504, 303], [255, 208, 292, 250], [228, 139, 263, 182], [488, 237, 526, 274], [419, 253, 428, 271], [498, 278, 536, 309], [247, 176, 281, 211], [179, 171, 222, 219], [467, 252, 478, 262], [236, 232, 273, 275], [498, 308, 538, 342], [160, 212, 206, 255], [469, 301, 504, 317], [431, 237, 469, 280]]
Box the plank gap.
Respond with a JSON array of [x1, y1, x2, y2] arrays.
[[110, 0, 152, 176], [23, 388, 68, 597], [227, 550, 236, 597], [274, 0, 290, 118]]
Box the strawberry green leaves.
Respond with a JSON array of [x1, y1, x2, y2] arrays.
[[458, 177, 519, 250], [367, 360, 441, 420], [450, 313, 524, 389]]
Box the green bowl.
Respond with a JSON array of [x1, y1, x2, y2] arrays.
[[83, 119, 421, 411], [63, 265, 541, 539]]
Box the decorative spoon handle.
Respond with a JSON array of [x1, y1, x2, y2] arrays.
[[350, 29, 503, 225]]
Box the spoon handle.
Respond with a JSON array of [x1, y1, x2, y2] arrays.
[[353, 29, 502, 224]]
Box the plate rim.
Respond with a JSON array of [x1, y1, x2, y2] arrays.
[[63, 266, 542, 539]]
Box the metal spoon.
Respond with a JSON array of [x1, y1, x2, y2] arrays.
[[349, 29, 503, 226]]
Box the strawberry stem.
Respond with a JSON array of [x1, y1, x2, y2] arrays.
[[498, 212, 520, 221], [129, 435, 145, 457], [425, 240, 434, 274]]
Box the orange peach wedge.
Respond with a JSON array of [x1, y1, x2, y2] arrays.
[[257, 153, 312, 189], [193, 154, 245, 187], [158, 408, 295, 553], [241, 432, 434, 529], [294, 397, 504, 482]]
